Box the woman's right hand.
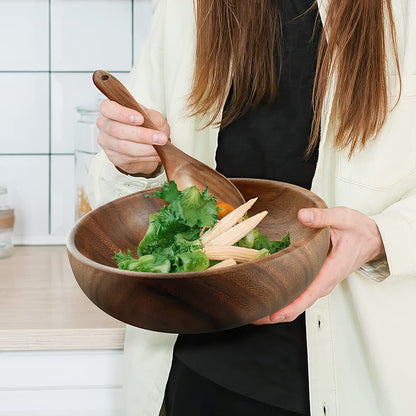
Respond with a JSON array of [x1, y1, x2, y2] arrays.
[[96, 99, 170, 176]]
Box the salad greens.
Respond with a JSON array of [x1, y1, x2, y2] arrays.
[[113, 180, 291, 273], [236, 229, 291, 253]]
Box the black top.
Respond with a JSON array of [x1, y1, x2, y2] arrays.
[[174, 1, 321, 414]]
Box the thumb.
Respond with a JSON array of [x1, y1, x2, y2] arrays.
[[299, 207, 352, 229], [298, 208, 332, 228], [146, 108, 170, 136]]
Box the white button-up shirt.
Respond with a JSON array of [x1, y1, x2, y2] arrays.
[[87, 1, 416, 415]]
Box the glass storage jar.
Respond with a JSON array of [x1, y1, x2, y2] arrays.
[[0, 185, 15, 259], [75, 100, 101, 219]]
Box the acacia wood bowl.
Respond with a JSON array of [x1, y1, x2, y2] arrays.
[[66, 178, 330, 334]]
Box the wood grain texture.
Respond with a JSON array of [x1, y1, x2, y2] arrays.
[[67, 178, 330, 334], [0, 328, 124, 351], [92, 70, 245, 206], [0, 246, 124, 351]]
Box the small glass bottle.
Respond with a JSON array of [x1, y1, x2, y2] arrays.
[[0, 185, 15, 259], [75, 98, 101, 219]]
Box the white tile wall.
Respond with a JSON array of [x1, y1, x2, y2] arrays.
[[0, 156, 49, 244], [0, 73, 49, 154], [0, 0, 153, 245], [0, 0, 49, 71], [50, 0, 132, 71], [51, 72, 130, 154], [50, 155, 75, 237]]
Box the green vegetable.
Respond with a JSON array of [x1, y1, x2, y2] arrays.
[[113, 251, 171, 273], [256, 248, 271, 258], [115, 181, 218, 273], [236, 229, 290, 254], [113, 180, 291, 274], [113, 249, 135, 270], [150, 181, 218, 229], [148, 179, 181, 203], [176, 251, 210, 273]]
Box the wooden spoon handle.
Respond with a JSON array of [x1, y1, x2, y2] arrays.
[[92, 70, 158, 131]]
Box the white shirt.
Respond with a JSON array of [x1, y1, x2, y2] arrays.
[[87, 1, 416, 415]]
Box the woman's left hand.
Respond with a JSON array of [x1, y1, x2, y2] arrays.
[[253, 206, 386, 325]]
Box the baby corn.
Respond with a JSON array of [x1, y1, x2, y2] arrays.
[[206, 211, 268, 247], [203, 246, 268, 263], [208, 258, 237, 270], [201, 198, 258, 245]]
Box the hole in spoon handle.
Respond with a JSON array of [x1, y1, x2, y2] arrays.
[[92, 70, 158, 131]]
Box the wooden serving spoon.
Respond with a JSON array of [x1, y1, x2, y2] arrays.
[[92, 70, 245, 206]]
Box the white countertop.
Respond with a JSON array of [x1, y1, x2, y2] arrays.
[[0, 246, 125, 351]]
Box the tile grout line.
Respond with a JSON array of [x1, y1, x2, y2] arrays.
[[0, 70, 50, 73], [48, 0, 52, 235], [0, 154, 74, 157], [0, 71, 131, 74], [131, 0, 135, 68]]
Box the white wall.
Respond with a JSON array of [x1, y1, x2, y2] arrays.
[[0, 0, 153, 244]]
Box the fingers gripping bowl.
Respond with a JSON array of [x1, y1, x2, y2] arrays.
[[66, 178, 330, 333]]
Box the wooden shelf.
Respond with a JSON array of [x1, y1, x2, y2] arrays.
[[0, 246, 125, 351]]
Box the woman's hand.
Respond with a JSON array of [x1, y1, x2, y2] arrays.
[[253, 207, 386, 325], [96, 99, 170, 175]]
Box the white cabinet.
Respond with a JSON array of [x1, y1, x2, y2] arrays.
[[0, 247, 126, 415], [0, 350, 123, 416]]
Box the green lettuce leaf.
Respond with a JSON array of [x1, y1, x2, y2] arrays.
[[236, 230, 290, 254], [176, 251, 210, 273], [113, 251, 171, 273], [148, 180, 182, 204]]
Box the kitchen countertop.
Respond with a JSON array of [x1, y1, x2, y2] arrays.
[[0, 246, 125, 351]]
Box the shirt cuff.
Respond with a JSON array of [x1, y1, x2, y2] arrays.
[[108, 160, 166, 191], [359, 258, 390, 282]]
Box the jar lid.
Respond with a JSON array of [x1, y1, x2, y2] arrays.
[[76, 94, 104, 114], [76, 104, 100, 114]]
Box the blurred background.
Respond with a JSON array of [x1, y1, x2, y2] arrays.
[[0, 0, 153, 244]]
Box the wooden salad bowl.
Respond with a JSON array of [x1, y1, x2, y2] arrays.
[[66, 178, 330, 334]]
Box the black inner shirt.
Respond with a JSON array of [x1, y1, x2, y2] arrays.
[[173, 1, 321, 414]]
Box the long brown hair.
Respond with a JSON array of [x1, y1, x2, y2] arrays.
[[188, 0, 400, 156]]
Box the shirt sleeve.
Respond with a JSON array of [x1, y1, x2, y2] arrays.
[[86, 0, 168, 209], [86, 150, 167, 209], [363, 187, 416, 281]]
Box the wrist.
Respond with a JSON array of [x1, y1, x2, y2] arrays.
[[369, 218, 386, 261], [116, 162, 163, 179]]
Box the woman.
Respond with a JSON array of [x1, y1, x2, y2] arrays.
[[87, 1, 416, 415]]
